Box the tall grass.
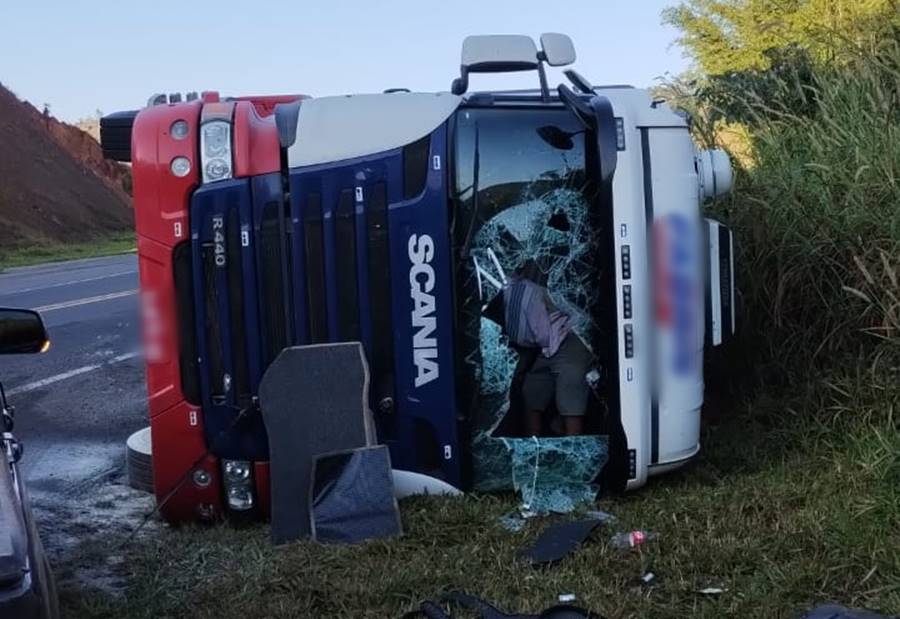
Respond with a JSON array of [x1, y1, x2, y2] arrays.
[[717, 40, 900, 390]]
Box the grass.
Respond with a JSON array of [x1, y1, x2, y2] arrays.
[[57, 372, 900, 619], [0, 231, 136, 270]]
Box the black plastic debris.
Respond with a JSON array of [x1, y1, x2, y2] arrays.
[[517, 519, 604, 566], [310, 445, 402, 544], [800, 605, 899, 619], [405, 592, 606, 619], [259, 343, 375, 545]]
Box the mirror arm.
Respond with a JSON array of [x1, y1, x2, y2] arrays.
[[537, 60, 550, 103], [451, 66, 469, 95]]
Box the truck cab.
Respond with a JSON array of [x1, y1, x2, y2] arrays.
[[103, 33, 735, 522]]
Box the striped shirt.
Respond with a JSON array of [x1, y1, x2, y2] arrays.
[[503, 277, 571, 358]]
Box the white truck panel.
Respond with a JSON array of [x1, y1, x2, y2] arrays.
[[287, 92, 461, 168]]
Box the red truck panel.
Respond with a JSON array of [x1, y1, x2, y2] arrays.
[[254, 462, 271, 519], [131, 102, 201, 247], [137, 235, 187, 417], [233, 101, 281, 178], [132, 93, 303, 523], [230, 94, 305, 117], [150, 401, 222, 522]]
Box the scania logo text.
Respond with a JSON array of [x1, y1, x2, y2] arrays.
[[409, 234, 439, 387]]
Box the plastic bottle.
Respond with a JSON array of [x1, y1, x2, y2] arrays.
[[609, 530, 657, 548]]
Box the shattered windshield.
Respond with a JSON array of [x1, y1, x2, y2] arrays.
[[452, 106, 609, 512]]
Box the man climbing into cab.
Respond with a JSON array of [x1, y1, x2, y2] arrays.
[[505, 274, 593, 436], [483, 255, 594, 437]]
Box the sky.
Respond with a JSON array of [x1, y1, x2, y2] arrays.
[[0, 0, 689, 123]]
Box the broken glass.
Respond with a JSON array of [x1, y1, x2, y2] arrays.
[[502, 435, 608, 514], [453, 108, 610, 513]]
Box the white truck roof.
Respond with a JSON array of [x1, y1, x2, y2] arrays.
[[286, 92, 461, 168]]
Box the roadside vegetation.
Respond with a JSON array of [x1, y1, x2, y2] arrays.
[[60, 2, 900, 617], [0, 231, 135, 270]]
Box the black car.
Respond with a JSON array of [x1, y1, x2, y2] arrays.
[[0, 308, 58, 618]]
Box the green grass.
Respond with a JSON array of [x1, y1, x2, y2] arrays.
[[0, 231, 136, 270], [58, 374, 900, 619]]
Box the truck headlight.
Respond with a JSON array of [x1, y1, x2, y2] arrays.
[[697, 149, 733, 200], [221, 459, 254, 511], [200, 120, 232, 184], [170, 156, 192, 178], [227, 486, 254, 512], [224, 459, 251, 483]]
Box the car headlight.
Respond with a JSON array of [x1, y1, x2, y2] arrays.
[[221, 459, 254, 511], [200, 120, 233, 184]]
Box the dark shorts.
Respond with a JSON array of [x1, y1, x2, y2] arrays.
[[521, 334, 592, 417]]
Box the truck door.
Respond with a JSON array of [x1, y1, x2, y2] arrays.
[[554, 86, 631, 492]]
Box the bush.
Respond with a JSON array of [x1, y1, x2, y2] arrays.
[[713, 39, 900, 385]]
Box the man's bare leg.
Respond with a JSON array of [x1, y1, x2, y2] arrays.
[[562, 416, 584, 436]]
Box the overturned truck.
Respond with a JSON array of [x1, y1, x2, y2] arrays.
[[102, 33, 735, 522]]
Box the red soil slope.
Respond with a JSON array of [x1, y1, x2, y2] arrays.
[[0, 84, 133, 248]]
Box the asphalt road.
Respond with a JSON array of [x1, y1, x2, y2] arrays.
[[0, 254, 152, 574]]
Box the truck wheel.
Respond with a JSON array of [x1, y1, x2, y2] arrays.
[[126, 427, 154, 493]]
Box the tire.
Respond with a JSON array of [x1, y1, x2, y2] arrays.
[[126, 427, 154, 493]]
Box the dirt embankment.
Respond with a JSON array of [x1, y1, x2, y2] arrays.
[[0, 84, 133, 248]]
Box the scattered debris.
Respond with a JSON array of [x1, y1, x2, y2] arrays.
[[406, 592, 606, 619], [608, 530, 657, 549], [518, 519, 605, 566], [499, 508, 538, 532], [499, 513, 528, 533], [800, 605, 898, 619], [310, 445, 402, 544], [502, 434, 606, 515], [260, 343, 376, 545], [582, 509, 616, 524], [697, 587, 727, 595], [627, 570, 658, 590]]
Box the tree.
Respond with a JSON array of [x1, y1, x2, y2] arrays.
[[700, 45, 818, 125], [663, 0, 900, 76]]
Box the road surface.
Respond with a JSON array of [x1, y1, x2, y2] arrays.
[[0, 254, 154, 589]]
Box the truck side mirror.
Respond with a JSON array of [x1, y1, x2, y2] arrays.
[[452, 34, 540, 94], [539, 33, 576, 67], [0, 309, 50, 354], [537, 125, 576, 150]]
